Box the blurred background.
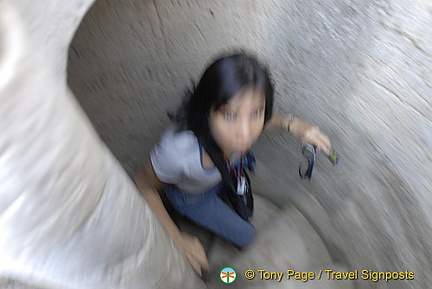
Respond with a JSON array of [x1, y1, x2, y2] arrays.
[[1, 0, 431, 288]]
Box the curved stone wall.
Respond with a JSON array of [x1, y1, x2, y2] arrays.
[[1, 0, 430, 288], [67, 1, 432, 289], [0, 1, 203, 288]]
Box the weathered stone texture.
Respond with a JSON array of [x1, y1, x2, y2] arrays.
[[68, 1, 431, 289]]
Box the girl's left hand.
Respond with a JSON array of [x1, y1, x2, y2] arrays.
[[289, 118, 332, 155]]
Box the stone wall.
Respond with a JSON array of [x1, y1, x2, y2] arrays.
[[68, 1, 432, 288], [1, 0, 204, 287]]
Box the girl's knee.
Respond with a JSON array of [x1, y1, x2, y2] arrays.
[[235, 222, 256, 248]]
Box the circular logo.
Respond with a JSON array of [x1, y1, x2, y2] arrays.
[[220, 266, 237, 284]]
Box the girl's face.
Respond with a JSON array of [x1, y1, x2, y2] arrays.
[[209, 87, 265, 156]]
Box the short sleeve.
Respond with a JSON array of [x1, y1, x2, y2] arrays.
[[150, 130, 185, 184]]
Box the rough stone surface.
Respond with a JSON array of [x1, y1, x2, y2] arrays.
[[0, 1, 203, 289], [4, 0, 93, 77], [67, 1, 431, 289]]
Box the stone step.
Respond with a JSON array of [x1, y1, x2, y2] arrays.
[[0, 278, 42, 289], [1, 194, 351, 289], [202, 194, 353, 289]]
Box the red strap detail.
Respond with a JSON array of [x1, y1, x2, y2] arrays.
[[225, 154, 243, 180]]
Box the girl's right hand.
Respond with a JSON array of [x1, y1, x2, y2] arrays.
[[289, 118, 332, 155], [135, 163, 209, 276], [174, 232, 209, 276]]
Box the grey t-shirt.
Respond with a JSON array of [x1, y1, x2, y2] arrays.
[[150, 124, 222, 195]]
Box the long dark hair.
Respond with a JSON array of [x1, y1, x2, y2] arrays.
[[171, 52, 273, 136], [170, 52, 274, 191]]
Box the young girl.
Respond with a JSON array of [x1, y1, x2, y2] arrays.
[[134, 52, 332, 276]]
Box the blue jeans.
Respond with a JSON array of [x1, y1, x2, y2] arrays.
[[165, 183, 256, 248]]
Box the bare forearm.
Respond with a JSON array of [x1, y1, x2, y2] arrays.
[[134, 163, 183, 243], [265, 113, 332, 155], [265, 113, 297, 132], [134, 163, 209, 275], [138, 187, 182, 243]]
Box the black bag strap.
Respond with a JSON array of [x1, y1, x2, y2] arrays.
[[198, 134, 236, 194]]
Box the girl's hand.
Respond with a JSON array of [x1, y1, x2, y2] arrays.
[[174, 232, 209, 276], [289, 118, 332, 155]]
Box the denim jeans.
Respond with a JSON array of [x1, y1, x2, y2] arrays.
[[165, 183, 255, 248]]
